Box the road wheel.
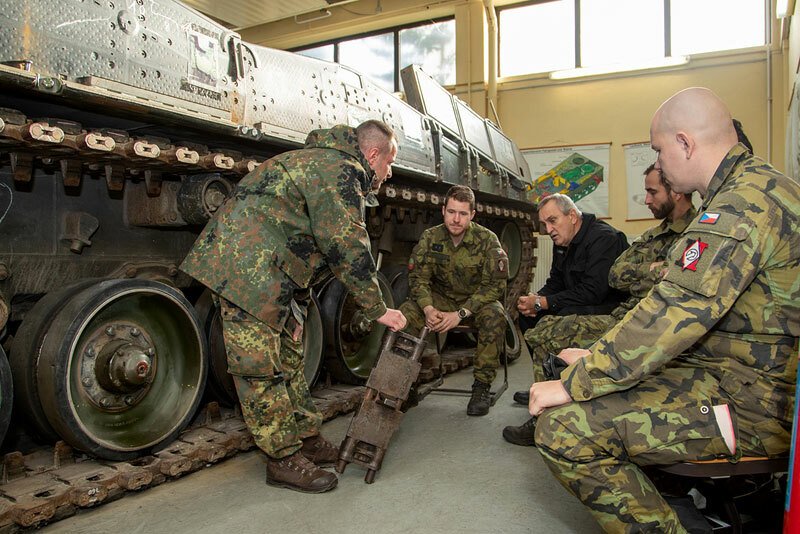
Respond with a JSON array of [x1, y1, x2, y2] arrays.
[[320, 273, 394, 384], [36, 279, 207, 460]]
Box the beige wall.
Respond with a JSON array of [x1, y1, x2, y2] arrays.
[[243, 0, 791, 236]]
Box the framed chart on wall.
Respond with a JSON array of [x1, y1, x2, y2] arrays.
[[522, 143, 610, 218], [624, 142, 657, 220]]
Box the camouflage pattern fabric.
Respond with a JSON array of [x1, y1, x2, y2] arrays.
[[180, 125, 387, 459], [537, 144, 800, 531], [524, 207, 696, 382], [180, 124, 386, 331], [525, 314, 616, 383], [401, 221, 508, 383], [219, 298, 321, 458]]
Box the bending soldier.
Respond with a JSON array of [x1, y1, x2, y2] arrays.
[[503, 163, 696, 446], [400, 185, 508, 416], [181, 120, 407, 494], [530, 88, 799, 532]]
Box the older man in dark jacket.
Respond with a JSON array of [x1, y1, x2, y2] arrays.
[[515, 193, 628, 400]]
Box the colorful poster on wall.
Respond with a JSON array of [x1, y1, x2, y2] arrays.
[[624, 142, 658, 220], [522, 144, 610, 218]]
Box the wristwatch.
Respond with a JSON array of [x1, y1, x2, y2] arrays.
[[534, 296, 542, 312], [457, 308, 469, 320]]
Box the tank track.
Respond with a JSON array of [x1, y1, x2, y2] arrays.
[[0, 349, 480, 532]]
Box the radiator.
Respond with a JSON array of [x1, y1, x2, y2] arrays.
[[530, 234, 553, 292]]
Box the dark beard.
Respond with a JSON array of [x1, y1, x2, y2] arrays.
[[650, 198, 675, 220]]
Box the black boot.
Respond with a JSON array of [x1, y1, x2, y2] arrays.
[[502, 416, 537, 446], [467, 380, 491, 416], [513, 390, 529, 405]]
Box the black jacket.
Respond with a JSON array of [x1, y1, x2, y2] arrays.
[[540, 213, 629, 315]]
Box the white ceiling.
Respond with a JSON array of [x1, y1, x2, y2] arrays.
[[182, 0, 359, 30]]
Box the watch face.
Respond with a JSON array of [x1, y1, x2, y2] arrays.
[[458, 309, 466, 319]]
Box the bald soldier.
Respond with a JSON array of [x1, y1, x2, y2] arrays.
[[529, 88, 799, 532]]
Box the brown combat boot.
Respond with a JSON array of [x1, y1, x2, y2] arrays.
[[300, 434, 339, 467], [265, 451, 338, 493]]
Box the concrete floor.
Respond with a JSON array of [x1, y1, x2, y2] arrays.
[[43, 355, 600, 534]]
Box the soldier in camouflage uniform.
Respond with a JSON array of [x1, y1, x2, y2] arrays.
[[503, 163, 696, 446], [180, 120, 407, 494], [400, 185, 508, 416], [528, 88, 799, 532]]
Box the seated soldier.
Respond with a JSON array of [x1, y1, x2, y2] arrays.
[[514, 194, 629, 401], [503, 163, 696, 446], [399, 185, 508, 416]]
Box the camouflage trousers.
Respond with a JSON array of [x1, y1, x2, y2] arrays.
[[535, 365, 771, 533], [399, 294, 504, 384], [524, 313, 617, 382], [219, 298, 322, 459]]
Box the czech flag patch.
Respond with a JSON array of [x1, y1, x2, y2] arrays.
[[699, 212, 720, 224], [681, 239, 708, 271]]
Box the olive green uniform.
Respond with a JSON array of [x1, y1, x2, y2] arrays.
[[181, 125, 386, 459], [536, 144, 799, 532], [401, 222, 508, 384], [525, 207, 696, 382]]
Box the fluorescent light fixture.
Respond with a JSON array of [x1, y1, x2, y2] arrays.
[[776, 0, 796, 18], [549, 56, 690, 80]]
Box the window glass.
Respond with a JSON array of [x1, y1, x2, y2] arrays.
[[499, 0, 575, 77], [580, 0, 664, 67], [399, 19, 456, 87], [671, 0, 765, 56], [339, 33, 395, 92], [296, 44, 334, 62]]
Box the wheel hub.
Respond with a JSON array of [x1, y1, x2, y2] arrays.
[[78, 322, 156, 412]]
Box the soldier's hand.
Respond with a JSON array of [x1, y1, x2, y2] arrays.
[[517, 294, 537, 317], [433, 311, 460, 333], [558, 348, 591, 365], [528, 380, 572, 417], [423, 306, 444, 330], [377, 308, 407, 332]]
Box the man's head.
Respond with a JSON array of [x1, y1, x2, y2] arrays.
[[643, 163, 694, 221], [442, 185, 476, 239], [650, 87, 738, 197], [357, 120, 398, 189], [537, 193, 582, 247]]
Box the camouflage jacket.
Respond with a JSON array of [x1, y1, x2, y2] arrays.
[[180, 125, 386, 329], [408, 222, 508, 312], [563, 144, 799, 434], [608, 206, 697, 318]]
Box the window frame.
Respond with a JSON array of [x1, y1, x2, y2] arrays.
[[497, 0, 767, 78], [292, 16, 456, 92]]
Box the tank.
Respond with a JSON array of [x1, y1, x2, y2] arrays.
[[0, 0, 536, 460]]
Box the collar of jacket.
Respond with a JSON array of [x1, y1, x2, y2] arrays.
[[702, 143, 749, 210], [569, 212, 596, 246], [666, 205, 698, 234], [304, 124, 374, 191]]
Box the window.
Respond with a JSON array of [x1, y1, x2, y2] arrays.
[[293, 18, 455, 92], [339, 33, 395, 92], [580, 0, 663, 67], [399, 20, 456, 86], [499, 0, 574, 76], [498, 0, 767, 78], [671, 0, 765, 56], [297, 44, 334, 62]]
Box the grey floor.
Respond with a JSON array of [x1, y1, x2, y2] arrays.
[[43, 353, 600, 534]]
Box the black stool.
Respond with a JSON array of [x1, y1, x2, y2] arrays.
[[658, 456, 789, 533]]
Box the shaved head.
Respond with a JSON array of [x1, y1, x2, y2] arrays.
[[650, 88, 739, 196]]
